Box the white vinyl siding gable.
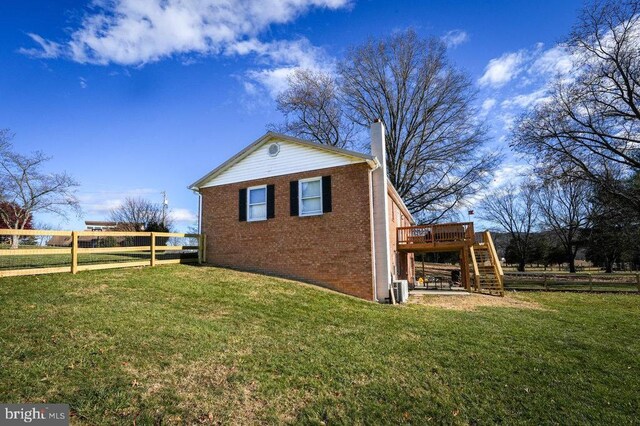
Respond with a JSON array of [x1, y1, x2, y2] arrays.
[[200, 139, 366, 188]]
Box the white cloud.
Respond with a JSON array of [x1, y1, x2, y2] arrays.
[[496, 112, 516, 131], [478, 42, 577, 139], [463, 162, 532, 209], [18, 33, 63, 58], [478, 51, 526, 88], [79, 77, 88, 89], [500, 88, 550, 109], [481, 98, 497, 115], [231, 37, 335, 97], [488, 163, 532, 189], [21, 0, 348, 98], [77, 189, 195, 224], [442, 29, 468, 48], [21, 0, 350, 66], [169, 208, 197, 223], [246, 67, 297, 98], [530, 45, 574, 76], [77, 188, 158, 218]]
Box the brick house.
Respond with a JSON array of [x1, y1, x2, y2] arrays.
[[189, 121, 415, 302]]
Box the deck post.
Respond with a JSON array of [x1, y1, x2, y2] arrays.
[[460, 248, 470, 290]]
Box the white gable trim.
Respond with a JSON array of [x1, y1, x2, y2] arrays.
[[189, 132, 378, 189]]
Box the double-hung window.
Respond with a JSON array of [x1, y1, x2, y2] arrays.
[[299, 177, 322, 216], [247, 185, 267, 221]]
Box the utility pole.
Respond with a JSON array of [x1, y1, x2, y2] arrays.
[[161, 191, 169, 227]]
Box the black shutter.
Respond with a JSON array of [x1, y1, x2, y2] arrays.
[[322, 176, 332, 213], [238, 188, 247, 222], [266, 184, 275, 219], [290, 180, 299, 216]]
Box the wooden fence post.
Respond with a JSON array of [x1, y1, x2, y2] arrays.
[[589, 274, 593, 292], [71, 231, 78, 274], [150, 232, 156, 267], [543, 274, 548, 291], [636, 273, 640, 293], [199, 234, 206, 264]]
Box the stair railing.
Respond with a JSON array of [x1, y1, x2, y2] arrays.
[[469, 246, 481, 291], [483, 231, 504, 292]]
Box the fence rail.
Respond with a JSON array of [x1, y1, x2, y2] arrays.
[[0, 229, 205, 278], [504, 271, 640, 293]]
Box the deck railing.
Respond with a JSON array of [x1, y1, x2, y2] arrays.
[[397, 222, 475, 247]]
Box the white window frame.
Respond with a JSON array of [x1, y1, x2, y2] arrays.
[[247, 184, 267, 222], [298, 177, 323, 217]]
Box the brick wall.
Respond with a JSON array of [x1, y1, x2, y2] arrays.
[[200, 163, 375, 300]]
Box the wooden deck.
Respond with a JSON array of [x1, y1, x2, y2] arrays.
[[396, 222, 475, 252], [397, 222, 504, 296]]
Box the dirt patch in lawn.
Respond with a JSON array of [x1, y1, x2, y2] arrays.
[[409, 293, 548, 311], [70, 283, 110, 296], [123, 355, 308, 424]]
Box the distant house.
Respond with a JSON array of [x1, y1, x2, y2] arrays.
[[189, 121, 415, 302], [84, 221, 118, 231], [48, 221, 121, 248]]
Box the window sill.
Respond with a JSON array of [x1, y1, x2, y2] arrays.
[[299, 212, 323, 217]]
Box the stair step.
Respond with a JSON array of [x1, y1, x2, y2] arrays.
[[469, 232, 504, 293]]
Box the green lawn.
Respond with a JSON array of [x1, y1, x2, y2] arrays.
[[0, 266, 638, 424]]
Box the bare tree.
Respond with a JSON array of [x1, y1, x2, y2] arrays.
[[109, 197, 172, 232], [536, 178, 593, 273], [341, 30, 501, 219], [273, 30, 501, 218], [479, 183, 539, 271], [512, 0, 640, 210], [0, 133, 80, 248], [33, 222, 54, 246], [270, 69, 355, 148]]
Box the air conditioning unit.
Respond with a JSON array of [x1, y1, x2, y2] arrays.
[[392, 280, 409, 304]]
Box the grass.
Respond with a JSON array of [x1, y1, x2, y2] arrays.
[[0, 265, 639, 424]]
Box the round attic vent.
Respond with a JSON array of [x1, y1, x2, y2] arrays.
[[268, 143, 280, 157]]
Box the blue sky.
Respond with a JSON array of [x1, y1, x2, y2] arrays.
[[1, 0, 584, 230]]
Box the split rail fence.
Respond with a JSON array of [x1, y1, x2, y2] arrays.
[[504, 271, 640, 293], [0, 229, 205, 278]]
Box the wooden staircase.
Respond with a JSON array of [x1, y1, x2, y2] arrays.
[[469, 231, 504, 296]]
